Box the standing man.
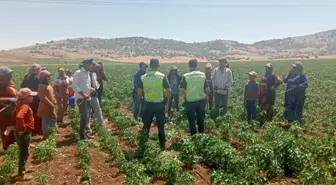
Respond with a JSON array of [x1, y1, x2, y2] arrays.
[[212, 58, 233, 118], [181, 59, 210, 135], [204, 63, 213, 110], [283, 62, 308, 125], [259, 63, 282, 124], [72, 59, 95, 140], [167, 65, 182, 116], [133, 61, 148, 121], [138, 58, 171, 151]]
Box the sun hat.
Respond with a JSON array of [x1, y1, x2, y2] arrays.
[[248, 71, 257, 76], [0, 67, 13, 77], [29, 63, 41, 70]]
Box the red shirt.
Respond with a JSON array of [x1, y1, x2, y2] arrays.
[[13, 104, 34, 132]]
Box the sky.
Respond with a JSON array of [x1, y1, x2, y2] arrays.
[[0, 0, 335, 50]]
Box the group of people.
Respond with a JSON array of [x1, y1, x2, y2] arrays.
[[133, 58, 308, 150], [0, 60, 107, 180]]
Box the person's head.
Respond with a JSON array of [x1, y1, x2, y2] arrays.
[[39, 70, 52, 82], [82, 59, 93, 71], [0, 67, 13, 85], [218, 58, 228, 69], [264, 63, 274, 75], [65, 69, 72, 77], [139, 61, 148, 72], [189, 59, 198, 71], [18, 88, 37, 104], [205, 63, 212, 74], [170, 65, 178, 74], [58, 67, 65, 77], [248, 71, 257, 81], [29, 63, 41, 75], [149, 58, 160, 70], [291, 61, 303, 75]]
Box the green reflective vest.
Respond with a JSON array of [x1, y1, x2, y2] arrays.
[[141, 70, 165, 103], [184, 71, 206, 102]]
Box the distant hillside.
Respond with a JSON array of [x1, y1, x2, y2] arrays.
[[2, 29, 336, 63]]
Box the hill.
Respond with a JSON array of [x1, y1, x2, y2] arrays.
[[1, 29, 336, 64]]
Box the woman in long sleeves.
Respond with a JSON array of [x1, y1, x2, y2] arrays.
[[37, 70, 57, 137], [20, 64, 42, 135], [95, 62, 107, 106], [53, 67, 71, 124], [283, 62, 308, 125]]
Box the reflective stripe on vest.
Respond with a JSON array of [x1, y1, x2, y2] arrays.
[[141, 71, 165, 103], [184, 71, 206, 102]]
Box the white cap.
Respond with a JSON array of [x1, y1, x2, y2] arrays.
[[205, 63, 212, 69]]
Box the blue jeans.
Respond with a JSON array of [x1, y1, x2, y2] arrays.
[[133, 91, 143, 121], [245, 100, 257, 121], [186, 99, 206, 135], [91, 96, 105, 126], [42, 115, 56, 137]]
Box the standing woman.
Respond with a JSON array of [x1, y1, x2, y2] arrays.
[[20, 64, 42, 135], [53, 67, 71, 124], [283, 62, 308, 125], [167, 65, 181, 115], [37, 70, 57, 137], [0, 67, 17, 151], [95, 62, 107, 106], [90, 63, 105, 126], [259, 63, 282, 123]]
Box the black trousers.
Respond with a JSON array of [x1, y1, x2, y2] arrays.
[[15, 130, 32, 175], [168, 94, 179, 115]]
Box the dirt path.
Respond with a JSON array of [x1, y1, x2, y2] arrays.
[[11, 116, 81, 185]]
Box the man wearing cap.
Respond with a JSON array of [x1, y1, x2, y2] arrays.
[[180, 59, 210, 135], [212, 58, 233, 118], [259, 63, 282, 124], [167, 65, 182, 116], [204, 63, 214, 110], [133, 61, 148, 121], [0, 66, 17, 151], [138, 58, 171, 151], [20, 63, 42, 135], [72, 59, 95, 140], [283, 62, 308, 125], [244, 71, 259, 122], [54, 67, 71, 125]]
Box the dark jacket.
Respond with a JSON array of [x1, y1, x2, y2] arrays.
[[21, 73, 40, 113]]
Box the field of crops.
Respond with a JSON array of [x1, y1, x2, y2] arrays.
[[1, 59, 336, 185]]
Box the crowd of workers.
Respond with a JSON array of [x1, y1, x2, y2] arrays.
[[0, 57, 308, 180]]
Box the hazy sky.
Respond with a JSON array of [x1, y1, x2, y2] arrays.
[[0, 0, 335, 50]]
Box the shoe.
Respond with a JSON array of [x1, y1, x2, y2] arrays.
[[17, 174, 33, 181], [86, 134, 94, 139]]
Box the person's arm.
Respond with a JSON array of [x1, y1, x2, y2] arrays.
[[274, 75, 283, 89], [137, 78, 144, 100], [204, 79, 210, 96], [225, 69, 233, 89], [53, 79, 60, 97], [92, 73, 100, 90], [299, 75, 308, 89], [180, 76, 187, 99], [163, 76, 171, 107], [16, 105, 29, 133], [38, 85, 54, 108]]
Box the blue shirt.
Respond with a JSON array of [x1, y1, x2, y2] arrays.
[[133, 70, 145, 92], [283, 74, 308, 96]]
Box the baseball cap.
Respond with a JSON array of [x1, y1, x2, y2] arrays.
[[82, 59, 93, 65], [265, 63, 274, 69], [291, 61, 303, 70], [39, 70, 51, 79], [150, 58, 160, 68], [139, 61, 148, 68], [58, 67, 65, 72], [248, 71, 257, 76], [18, 88, 37, 99], [0, 67, 13, 77], [205, 63, 212, 68], [189, 59, 198, 68], [30, 63, 41, 70], [171, 65, 178, 70]]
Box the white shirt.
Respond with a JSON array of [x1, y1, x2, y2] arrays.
[[72, 68, 91, 101], [91, 72, 100, 90], [212, 67, 233, 95]]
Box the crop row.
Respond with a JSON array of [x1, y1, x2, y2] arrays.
[[0, 145, 19, 184]]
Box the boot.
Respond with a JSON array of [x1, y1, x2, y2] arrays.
[[159, 142, 166, 151]]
